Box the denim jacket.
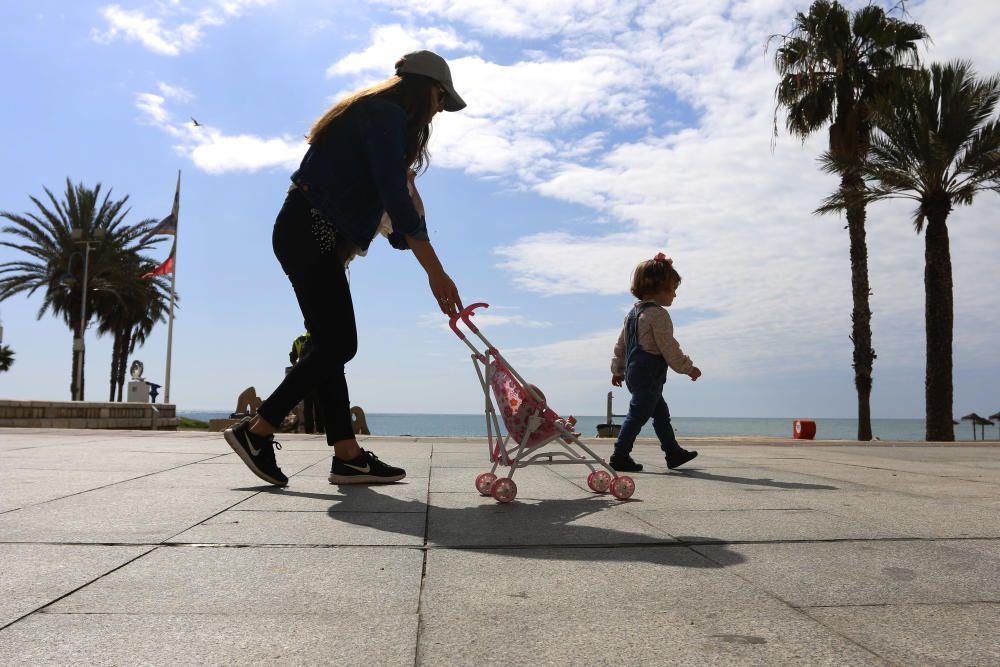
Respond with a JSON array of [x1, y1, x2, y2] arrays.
[[290, 96, 429, 252]]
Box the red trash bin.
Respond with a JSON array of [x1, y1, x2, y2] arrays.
[[793, 419, 816, 440]]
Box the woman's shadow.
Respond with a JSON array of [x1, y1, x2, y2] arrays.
[[260, 484, 745, 569]]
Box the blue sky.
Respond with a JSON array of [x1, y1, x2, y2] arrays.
[[1, 0, 998, 419]]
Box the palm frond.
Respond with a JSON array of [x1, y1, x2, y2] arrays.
[[862, 59, 1000, 233]]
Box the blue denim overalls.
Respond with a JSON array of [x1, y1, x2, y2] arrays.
[[613, 302, 684, 458]]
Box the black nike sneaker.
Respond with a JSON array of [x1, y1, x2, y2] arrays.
[[329, 449, 406, 484], [224, 418, 288, 486]]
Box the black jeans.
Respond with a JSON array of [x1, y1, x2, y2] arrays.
[[257, 190, 357, 443]]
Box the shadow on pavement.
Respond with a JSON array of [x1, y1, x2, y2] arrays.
[[259, 486, 745, 568], [671, 469, 838, 490]]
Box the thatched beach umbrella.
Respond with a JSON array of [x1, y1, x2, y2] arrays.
[[961, 413, 986, 440], [980, 417, 995, 440], [991, 411, 1000, 440]]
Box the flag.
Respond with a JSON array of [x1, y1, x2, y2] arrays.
[[141, 241, 175, 278], [141, 171, 181, 243]]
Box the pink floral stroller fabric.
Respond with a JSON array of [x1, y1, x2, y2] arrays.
[[449, 303, 636, 503], [489, 359, 559, 450]]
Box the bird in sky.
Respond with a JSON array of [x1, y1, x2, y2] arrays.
[[191, 117, 201, 127]]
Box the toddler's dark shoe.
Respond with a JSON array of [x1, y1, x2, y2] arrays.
[[609, 453, 643, 472], [666, 449, 698, 469]]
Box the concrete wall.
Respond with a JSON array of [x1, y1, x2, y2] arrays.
[[0, 400, 179, 430]]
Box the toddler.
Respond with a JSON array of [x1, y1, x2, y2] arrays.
[[609, 253, 701, 472]]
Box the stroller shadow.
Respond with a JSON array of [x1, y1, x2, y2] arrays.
[[671, 469, 838, 490], [263, 486, 745, 569]]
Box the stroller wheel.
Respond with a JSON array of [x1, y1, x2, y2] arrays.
[[610, 476, 635, 500], [475, 472, 497, 496], [587, 470, 612, 493], [490, 477, 517, 503]]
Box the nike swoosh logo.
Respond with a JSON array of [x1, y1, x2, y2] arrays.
[[243, 434, 261, 456], [343, 462, 371, 473]]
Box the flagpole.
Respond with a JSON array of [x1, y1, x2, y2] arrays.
[[164, 170, 180, 404]]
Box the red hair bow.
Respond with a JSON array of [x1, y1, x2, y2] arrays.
[[654, 252, 673, 265]]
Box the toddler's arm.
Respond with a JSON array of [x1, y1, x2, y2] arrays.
[[610, 325, 626, 386], [647, 308, 696, 376]]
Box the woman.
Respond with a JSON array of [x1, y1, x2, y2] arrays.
[[225, 50, 466, 486]]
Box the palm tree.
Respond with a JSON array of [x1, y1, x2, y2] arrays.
[[771, 1, 926, 440], [0, 344, 13, 372], [857, 61, 1000, 441], [95, 254, 173, 401], [0, 179, 156, 399]]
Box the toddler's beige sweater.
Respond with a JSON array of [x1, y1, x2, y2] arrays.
[[611, 301, 694, 377]]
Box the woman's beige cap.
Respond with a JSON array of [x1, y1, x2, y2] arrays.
[[395, 50, 467, 111]]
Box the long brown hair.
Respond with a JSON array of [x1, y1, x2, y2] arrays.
[[306, 71, 437, 173]]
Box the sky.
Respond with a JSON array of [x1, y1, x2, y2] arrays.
[[0, 0, 998, 420]]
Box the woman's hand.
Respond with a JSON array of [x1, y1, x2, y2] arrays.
[[611, 374, 624, 387], [428, 269, 463, 316], [406, 236, 461, 316]]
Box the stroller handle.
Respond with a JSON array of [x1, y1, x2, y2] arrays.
[[449, 302, 489, 338]]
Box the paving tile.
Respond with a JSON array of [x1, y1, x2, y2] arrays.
[[426, 492, 671, 547], [0, 484, 256, 544], [630, 507, 905, 542], [0, 544, 150, 627], [236, 475, 429, 512], [51, 545, 423, 615], [420, 548, 883, 666], [0, 469, 141, 513], [3, 429, 1000, 665], [169, 509, 426, 546], [805, 602, 1000, 667], [0, 613, 418, 666], [695, 539, 1000, 607], [807, 490, 1000, 538]]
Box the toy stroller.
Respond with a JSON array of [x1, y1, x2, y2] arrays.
[[449, 303, 636, 503]]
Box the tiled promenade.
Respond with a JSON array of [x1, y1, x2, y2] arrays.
[[1, 428, 999, 665]]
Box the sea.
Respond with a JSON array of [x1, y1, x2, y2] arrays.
[[178, 411, 998, 442]]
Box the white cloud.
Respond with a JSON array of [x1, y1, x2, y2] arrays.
[[419, 306, 551, 331], [914, 0, 1000, 73], [157, 81, 194, 102], [373, 0, 644, 39], [136, 92, 170, 125], [339, 0, 1000, 384], [185, 128, 303, 174], [326, 24, 480, 77], [130, 0, 1000, 385], [93, 0, 275, 55], [135, 83, 303, 173]]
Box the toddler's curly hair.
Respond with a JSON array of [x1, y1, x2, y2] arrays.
[[631, 255, 682, 300]]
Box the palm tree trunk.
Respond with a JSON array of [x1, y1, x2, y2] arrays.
[[115, 329, 125, 401], [843, 173, 875, 441], [69, 300, 82, 399], [109, 330, 121, 401], [924, 205, 954, 441], [70, 344, 79, 400], [120, 329, 130, 401], [117, 327, 133, 401]]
